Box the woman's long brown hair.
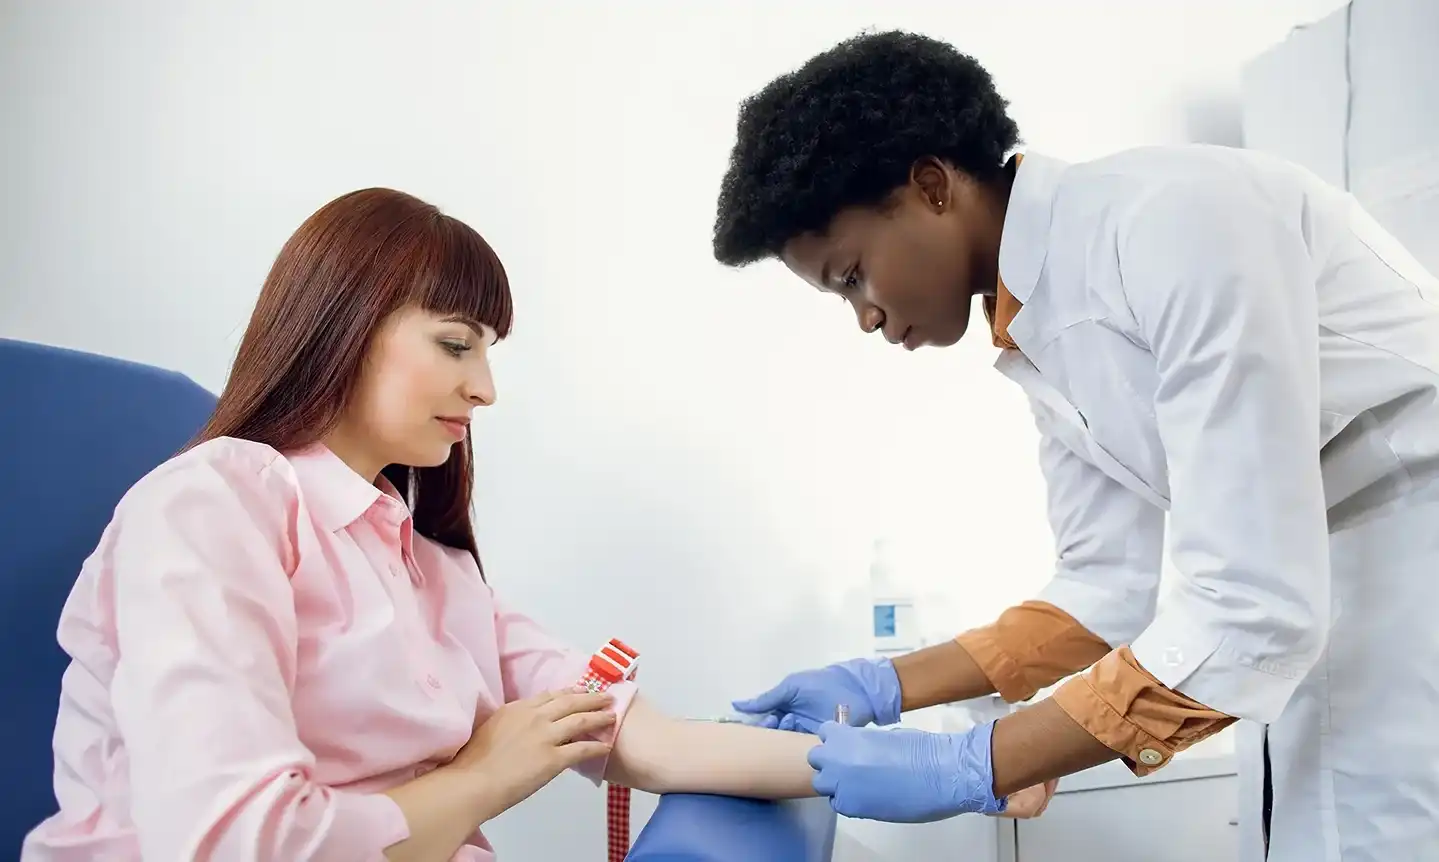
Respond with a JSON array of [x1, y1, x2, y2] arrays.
[[193, 188, 513, 569]]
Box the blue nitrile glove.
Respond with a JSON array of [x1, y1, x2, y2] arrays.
[[731, 657, 902, 733], [807, 720, 1007, 822]]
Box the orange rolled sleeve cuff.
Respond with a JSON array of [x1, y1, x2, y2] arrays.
[[954, 600, 1113, 703], [1052, 646, 1237, 776], [956, 601, 1236, 776]]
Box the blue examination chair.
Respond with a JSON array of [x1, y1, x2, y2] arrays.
[[0, 338, 218, 854]]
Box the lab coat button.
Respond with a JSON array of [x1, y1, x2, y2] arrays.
[[1163, 647, 1183, 667], [1138, 749, 1165, 766]]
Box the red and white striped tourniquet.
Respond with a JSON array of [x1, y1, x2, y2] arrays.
[[574, 638, 640, 862]]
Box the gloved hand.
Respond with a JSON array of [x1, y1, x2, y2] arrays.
[[807, 720, 1007, 822], [731, 657, 902, 733]]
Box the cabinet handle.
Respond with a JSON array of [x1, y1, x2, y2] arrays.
[[1228, 818, 1239, 826]]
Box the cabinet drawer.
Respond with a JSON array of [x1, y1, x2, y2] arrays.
[[1016, 775, 1238, 862]]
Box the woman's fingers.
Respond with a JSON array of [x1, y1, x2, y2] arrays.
[[555, 740, 614, 768], [540, 691, 613, 719], [549, 709, 617, 743]]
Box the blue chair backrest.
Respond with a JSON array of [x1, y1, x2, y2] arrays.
[[0, 338, 217, 855]]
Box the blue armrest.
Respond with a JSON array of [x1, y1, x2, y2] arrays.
[[0, 338, 216, 854], [627, 794, 836, 862]]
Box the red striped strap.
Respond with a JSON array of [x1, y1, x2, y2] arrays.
[[575, 639, 639, 862]]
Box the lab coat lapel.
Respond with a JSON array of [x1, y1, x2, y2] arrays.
[[993, 153, 1170, 510], [994, 350, 1170, 510]]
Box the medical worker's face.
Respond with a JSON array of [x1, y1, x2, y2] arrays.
[[780, 158, 1007, 350], [330, 306, 498, 480]]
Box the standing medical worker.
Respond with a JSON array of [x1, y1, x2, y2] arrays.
[[712, 31, 1439, 862]]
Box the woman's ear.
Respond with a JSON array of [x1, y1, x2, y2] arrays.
[[908, 156, 951, 213]]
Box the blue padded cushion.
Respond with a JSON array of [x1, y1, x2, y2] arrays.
[[0, 338, 216, 855], [626, 793, 836, 862]]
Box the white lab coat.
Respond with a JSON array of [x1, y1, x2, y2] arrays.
[[1000, 146, 1439, 861]]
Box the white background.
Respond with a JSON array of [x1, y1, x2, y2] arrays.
[[0, 1, 1355, 857]]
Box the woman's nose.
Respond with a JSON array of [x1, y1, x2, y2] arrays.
[[856, 304, 884, 334], [465, 363, 497, 406]]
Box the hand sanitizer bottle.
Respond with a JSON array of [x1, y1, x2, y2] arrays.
[[870, 538, 918, 659]]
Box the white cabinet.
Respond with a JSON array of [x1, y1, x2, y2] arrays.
[[833, 810, 1001, 861], [1008, 755, 1239, 862], [828, 743, 1239, 862]]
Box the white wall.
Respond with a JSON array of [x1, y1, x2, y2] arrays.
[[1243, 0, 1439, 273], [0, 1, 1348, 857]]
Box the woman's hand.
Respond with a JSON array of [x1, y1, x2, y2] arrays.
[[454, 690, 617, 814], [383, 691, 616, 861], [994, 779, 1058, 819]]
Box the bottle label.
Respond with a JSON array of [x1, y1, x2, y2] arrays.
[[873, 603, 897, 637]]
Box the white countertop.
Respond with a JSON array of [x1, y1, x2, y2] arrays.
[[1054, 750, 1236, 793]]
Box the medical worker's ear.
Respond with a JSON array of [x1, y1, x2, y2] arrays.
[[908, 156, 952, 214]]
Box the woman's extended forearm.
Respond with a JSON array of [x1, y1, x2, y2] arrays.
[[605, 696, 819, 798]]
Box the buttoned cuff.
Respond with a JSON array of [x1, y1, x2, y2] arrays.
[[1129, 607, 1314, 723], [1052, 647, 1235, 776], [954, 601, 1112, 703]]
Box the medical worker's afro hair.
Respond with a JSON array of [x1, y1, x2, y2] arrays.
[[712, 30, 1021, 267]]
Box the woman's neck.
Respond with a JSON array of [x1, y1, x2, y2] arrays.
[[320, 425, 385, 484]]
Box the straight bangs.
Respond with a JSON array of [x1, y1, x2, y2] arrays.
[[416, 215, 515, 339]]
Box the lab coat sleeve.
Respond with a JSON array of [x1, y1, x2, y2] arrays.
[[1031, 401, 1168, 649], [1118, 181, 1331, 724]]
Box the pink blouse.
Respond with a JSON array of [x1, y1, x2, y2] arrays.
[[22, 438, 637, 861]]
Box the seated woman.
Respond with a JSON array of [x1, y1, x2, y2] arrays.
[[22, 188, 821, 861]]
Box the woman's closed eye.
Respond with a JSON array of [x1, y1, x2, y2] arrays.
[[439, 339, 471, 357]]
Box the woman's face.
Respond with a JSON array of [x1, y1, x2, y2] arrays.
[[328, 305, 498, 480], [779, 159, 1005, 351]]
